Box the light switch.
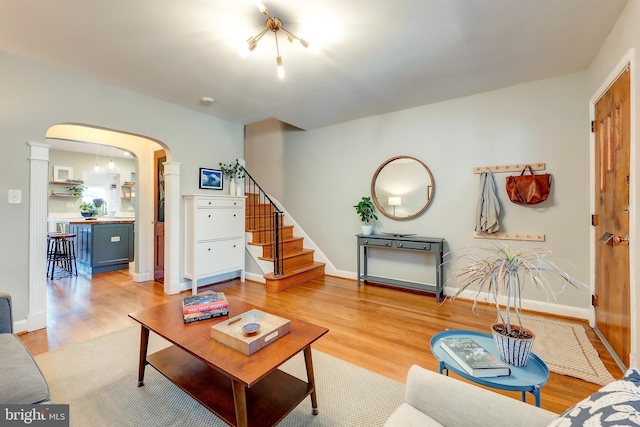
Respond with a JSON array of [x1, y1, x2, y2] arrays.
[[8, 190, 21, 204]]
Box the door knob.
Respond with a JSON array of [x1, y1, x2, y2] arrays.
[[600, 232, 629, 246]]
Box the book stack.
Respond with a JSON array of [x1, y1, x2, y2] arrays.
[[182, 291, 229, 323], [440, 337, 511, 378]]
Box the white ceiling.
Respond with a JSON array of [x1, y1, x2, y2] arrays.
[[0, 0, 629, 131]]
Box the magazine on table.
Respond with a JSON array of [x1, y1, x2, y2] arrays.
[[440, 337, 511, 377]]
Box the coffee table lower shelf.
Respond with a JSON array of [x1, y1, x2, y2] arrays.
[[146, 346, 314, 427]]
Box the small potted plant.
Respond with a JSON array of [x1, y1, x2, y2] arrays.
[[219, 159, 245, 195], [354, 196, 378, 235], [67, 185, 86, 197], [79, 202, 96, 218], [447, 243, 586, 367]]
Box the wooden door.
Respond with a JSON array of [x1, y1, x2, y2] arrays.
[[154, 150, 166, 282], [593, 66, 631, 367]]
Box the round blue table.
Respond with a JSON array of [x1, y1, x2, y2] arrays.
[[430, 330, 549, 407]]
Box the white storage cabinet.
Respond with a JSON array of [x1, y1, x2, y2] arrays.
[[184, 195, 245, 294]]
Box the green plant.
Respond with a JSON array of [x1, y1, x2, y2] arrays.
[[218, 159, 245, 180], [80, 202, 95, 212], [353, 196, 378, 224], [447, 243, 586, 338], [67, 185, 86, 196]]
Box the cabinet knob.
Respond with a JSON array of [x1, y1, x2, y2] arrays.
[[398, 243, 403, 248], [422, 244, 426, 249], [385, 242, 389, 246], [233, 214, 236, 217], [364, 240, 369, 244], [208, 202, 211, 205], [208, 214, 211, 218], [208, 248, 211, 251]]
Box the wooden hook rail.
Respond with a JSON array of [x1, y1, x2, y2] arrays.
[[473, 162, 545, 174], [473, 231, 545, 242]]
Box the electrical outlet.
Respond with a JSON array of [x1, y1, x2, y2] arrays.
[[128, 205, 134, 211], [66, 202, 74, 208]]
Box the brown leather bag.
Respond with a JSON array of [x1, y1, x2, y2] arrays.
[[505, 165, 551, 205]]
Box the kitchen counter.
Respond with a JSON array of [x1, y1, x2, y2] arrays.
[[51, 220, 135, 274], [49, 217, 135, 225]]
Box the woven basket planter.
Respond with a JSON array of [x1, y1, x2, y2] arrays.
[[491, 323, 535, 367]]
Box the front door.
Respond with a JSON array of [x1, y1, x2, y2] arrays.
[[154, 150, 166, 282], [593, 66, 631, 368]]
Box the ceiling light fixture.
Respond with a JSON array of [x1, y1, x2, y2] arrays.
[[94, 147, 101, 173], [246, 1, 309, 78], [107, 148, 117, 170]]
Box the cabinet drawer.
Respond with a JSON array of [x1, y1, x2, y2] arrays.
[[361, 238, 393, 247], [195, 239, 243, 276], [396, 241, 431, 251], [197, 198, 244, 208], [196, 208, 244, 240]]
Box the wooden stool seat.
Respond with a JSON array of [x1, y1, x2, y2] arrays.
[[47, 233, 78, 279]]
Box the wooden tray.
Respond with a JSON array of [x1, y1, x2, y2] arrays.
[[211, 309, 291, 355]]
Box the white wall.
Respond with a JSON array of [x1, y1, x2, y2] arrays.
[[276, 72, 590, 312], [587, 0, 640, 367], [0, 50, 243, 323]]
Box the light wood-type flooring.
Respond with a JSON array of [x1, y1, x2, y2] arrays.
[[20, 270, 622, 415]]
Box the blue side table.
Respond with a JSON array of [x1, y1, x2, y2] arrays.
[[431, 330, 549, 407]]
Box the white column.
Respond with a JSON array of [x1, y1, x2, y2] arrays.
[[163, 162, 181, 294], [28, 142, 50, 331]]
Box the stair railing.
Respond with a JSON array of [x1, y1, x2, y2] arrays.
[[241, 167, 285, 276]]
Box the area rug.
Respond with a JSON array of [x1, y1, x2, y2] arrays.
[[34, 326, 404, 426], [520, 314, 616, 386]]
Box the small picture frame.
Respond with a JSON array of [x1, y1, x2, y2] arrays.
[[53, 166, 73, 182], [199, 168, 223, 190]]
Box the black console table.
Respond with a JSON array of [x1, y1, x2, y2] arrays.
[[356, 234, 445, 301]]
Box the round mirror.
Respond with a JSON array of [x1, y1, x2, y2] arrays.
[[370, 156, 434, 220]]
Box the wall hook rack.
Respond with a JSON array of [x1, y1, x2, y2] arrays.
[[473, 162, 546, 174]]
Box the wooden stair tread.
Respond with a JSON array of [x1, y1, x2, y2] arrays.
[[247, 236, 303, 247], [258, 248, 314, 262], [264, 262, 325, 280]]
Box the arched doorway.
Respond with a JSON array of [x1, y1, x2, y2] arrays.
[[27, 123, 181, 331]]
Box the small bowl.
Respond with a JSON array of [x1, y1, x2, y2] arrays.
[[241, 323, 261, 335], [80, 211, 94, 218]]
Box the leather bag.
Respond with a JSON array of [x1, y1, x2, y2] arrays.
[[505, 165, 551, 205]]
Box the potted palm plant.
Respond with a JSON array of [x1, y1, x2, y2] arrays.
[[447, 243, 585, 367], [354, 196, 378, 235]]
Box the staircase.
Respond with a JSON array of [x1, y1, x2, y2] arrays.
[[245, 192, 325, 292]]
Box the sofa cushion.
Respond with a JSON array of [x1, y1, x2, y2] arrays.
[[0, 333, 50, 404], [548, 368, 640, 426], [383, 402, 444, 427]]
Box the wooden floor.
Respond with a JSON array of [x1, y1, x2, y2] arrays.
[[21, 270, 622, 415]]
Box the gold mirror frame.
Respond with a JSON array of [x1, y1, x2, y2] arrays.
[[370, 155, 435, 220]]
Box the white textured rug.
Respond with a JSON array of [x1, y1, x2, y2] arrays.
[[34, 326, 404, 426], [520, 314, 616, 386]]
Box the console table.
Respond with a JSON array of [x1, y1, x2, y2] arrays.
[[356, 234, 445, 301]]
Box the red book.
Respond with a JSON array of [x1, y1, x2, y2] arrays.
[[182, 291, 229, 314]]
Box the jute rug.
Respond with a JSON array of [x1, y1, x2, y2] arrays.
[[520, 314, 616, 386], [34, 326, 405, 427]]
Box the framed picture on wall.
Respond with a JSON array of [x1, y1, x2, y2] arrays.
[[53, 166, 73, 182], [199, 168, 223, 190]]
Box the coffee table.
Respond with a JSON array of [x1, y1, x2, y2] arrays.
[[129, 297, 329, 427], [430, 330, 549, 406]]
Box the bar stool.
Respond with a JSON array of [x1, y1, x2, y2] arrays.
[[46, 233, 78, 279]]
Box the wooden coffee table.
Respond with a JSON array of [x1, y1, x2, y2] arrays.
[[128, 297, 329, 427]]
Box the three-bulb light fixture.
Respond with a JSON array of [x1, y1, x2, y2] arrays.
[[245, 1, 309, 78]]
